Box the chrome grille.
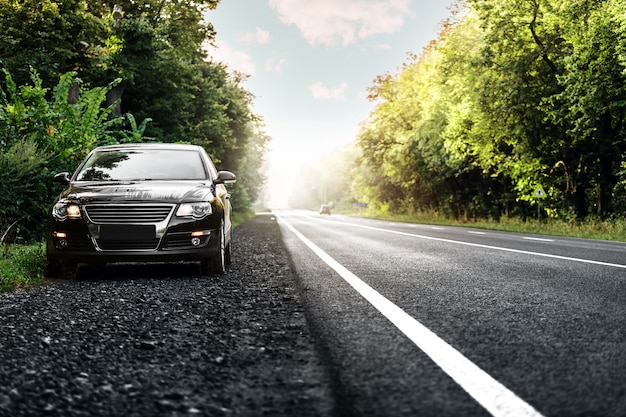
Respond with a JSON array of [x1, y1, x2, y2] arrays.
[[85, 204, 173, 224]]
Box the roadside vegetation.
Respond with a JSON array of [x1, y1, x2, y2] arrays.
[[0, 244, 46, 292], [342, 208, 626, 242]]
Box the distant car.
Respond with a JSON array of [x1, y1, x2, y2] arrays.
[[46, 143, 236, 277], [319, 204, 331, 215]]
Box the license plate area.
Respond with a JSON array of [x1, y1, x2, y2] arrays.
[[99, 225, 156, 241]]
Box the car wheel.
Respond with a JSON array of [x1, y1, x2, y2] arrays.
[[201, 223, 226, 276]]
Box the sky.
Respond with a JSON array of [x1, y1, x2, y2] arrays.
[[205, 0, 458, 207]]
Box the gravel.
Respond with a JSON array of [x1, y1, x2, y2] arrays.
[[0, 214, 334, 417]]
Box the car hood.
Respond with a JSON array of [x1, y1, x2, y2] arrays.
[[59, 181, 214, 204]]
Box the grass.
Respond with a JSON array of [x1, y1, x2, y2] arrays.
[[0, 243, 46, 293], [344, 208, 626, 242]]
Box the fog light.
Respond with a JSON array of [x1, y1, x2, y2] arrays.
[[191, 237, 201, 246], [59, 239, 68, 248]]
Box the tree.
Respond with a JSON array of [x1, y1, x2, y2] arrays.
[[549, 0, 626, 216], [353, 0, 626, 220], [0, 0, 113, 88]]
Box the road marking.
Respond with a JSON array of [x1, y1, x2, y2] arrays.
[[468, 231, 487, 235], [276, 213, 544, 417], [523, 237, 554, 242], [310, 216, 626, 270]]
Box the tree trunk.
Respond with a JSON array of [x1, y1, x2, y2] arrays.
[[596, 112, 617, 217], [106, 83, 126, 117]]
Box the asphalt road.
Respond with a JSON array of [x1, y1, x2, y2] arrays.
[[274, 210, 626, 417]]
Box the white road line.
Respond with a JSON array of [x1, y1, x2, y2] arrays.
[[276, 213, 544, 417], [522, 237, 554, 242], [308, 216, 626, 270], [468, 231, 487, 235]]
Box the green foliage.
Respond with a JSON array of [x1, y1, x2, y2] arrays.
[[0, 244, 46, 293], [353, 0, 626, 221], [0, 68, 146, 242], [0, 0, 113, 87], [0, 139, 50, 243], [225, 126, 269, 211], [117, 113, 154, 143]]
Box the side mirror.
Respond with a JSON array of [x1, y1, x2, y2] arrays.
[[52, 172, 71, 186], [214, 171, 236, 185]]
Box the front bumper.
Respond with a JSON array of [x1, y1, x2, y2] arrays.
[[47, 217, 222, 265]]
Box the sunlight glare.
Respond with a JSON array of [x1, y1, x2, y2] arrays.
[[261, 120, 357, 209]]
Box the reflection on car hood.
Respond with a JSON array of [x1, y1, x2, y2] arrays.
[[59, 181, 214, 204]]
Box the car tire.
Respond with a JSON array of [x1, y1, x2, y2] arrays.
[[201, 223, 226, 276]]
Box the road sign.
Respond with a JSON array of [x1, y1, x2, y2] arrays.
[[533, 185, 547, 199]]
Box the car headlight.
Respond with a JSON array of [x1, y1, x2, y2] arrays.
[[52, 203, 82, 221], [176, 202, 212, 219]]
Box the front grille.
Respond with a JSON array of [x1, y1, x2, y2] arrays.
[[68, 234, 94, 250], [85, 204, 173, 224], [96, 239, 160, 251]]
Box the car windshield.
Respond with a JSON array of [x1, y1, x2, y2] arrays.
[[75, 149, 207, 181]]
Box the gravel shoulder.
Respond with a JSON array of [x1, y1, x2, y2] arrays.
[[0, 213, 334, 417]]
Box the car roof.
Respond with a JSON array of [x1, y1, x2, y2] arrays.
[[93, 143, 203, 152]]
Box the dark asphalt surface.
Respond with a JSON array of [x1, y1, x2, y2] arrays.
[[276, 210, 626, 417]]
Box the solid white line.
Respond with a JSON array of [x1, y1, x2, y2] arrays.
[[312, 217, 626, 270], [276, 213, 544, 417]]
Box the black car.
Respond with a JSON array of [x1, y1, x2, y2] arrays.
[[46, 143, 236, 277]]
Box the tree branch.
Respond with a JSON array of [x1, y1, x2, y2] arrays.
[[529, 0, 557, 74], [1, 217, 24, 245]]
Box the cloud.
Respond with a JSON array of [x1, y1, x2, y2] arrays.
[[265, 55, 288, 74], [239, 27, 271, 45], [310, 82, 349, 101], [269, 0, 412, 46], [205, 39, 256, 76]]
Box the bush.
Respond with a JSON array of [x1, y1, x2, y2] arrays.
[[0, 139, 51, 242], [0, 68, 147, 243]]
